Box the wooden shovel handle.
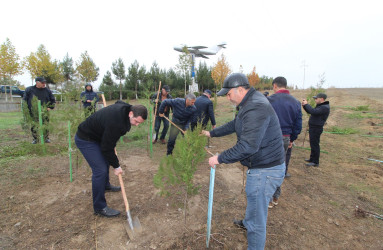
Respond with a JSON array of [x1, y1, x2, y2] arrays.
[[118, 173, 130, 212], [152, 81, 162, 130], [163, 116, 186, 134], [101, 94, 107, 107]]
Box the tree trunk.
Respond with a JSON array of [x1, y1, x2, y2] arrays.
[[119, 80, 122, 100], [184, 78, 187, 96], [135, 81, 138, 99]]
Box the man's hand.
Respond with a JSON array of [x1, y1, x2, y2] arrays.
[[87, 100, 92, 103], [201, 130, 211, 137], [288, 141, 293, 148], [47, 108, 51, 111], [114, 166, 123, 176], [209, 155, 219, 168], [302, 99, 308, 105], [212, 125, 216, 129], [155, 99, 159, 103], [159, 113, 165, 117]]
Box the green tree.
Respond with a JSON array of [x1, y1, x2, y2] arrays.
[[126, 60, 139, 99], [149, 61, 160, 91], [102, 70, 114, 86], [0, 38, 23, 81], [196, 61, 214, 92], [111, 58, 126, 100], [175, 46, 192, 96], [76, 51, 99, 83], [61, 53, 75, 83]]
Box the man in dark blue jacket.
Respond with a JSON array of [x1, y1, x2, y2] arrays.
[[80, 83, 99, 115], [302, 93, 330, 167], [202, 73, 285, 250], [75, 101, 147, 217], [151, 85, 172, 144], [191, 89, 216, 130], [23, 77, 56, 144], [268, 76, 302, 208], [158, 93, 197, 155]]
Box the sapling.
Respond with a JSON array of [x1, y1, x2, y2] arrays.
[[153, 123, 207, 223]]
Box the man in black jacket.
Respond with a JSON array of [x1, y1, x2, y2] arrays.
[[23, 77, 56, 144], [302, 93, 330, 167], [75, 101, 147, 217], [80, 83, 99, 116], [202, 73, 285, 250], [191, 89, 216, 130], [151, 85, 172, 144]]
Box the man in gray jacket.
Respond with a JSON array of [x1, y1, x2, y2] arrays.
[[202, 73, 285, 250]]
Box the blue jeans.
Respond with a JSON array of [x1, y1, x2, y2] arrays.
[[75, 134, 112, 210], [166, 120, 186, 155], [154, 115, 169, 140], [243, 163, 286, 250]]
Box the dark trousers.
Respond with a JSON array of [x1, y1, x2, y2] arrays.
[[75, 134, 112, 210], [31, 113, 50, 140], [309, 127, 323, 164], [154, 115, 169, 140], [167, 120, 186, 155], [273, 136, 290, 199]]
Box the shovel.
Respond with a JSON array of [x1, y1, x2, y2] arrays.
[[118, 173, 142, 239]]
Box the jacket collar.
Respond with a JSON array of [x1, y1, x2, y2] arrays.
[[276, 89, 290, 94], [316, 101, 329, 106], [238, 87, 256, 108]]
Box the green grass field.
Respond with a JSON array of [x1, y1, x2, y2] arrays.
[[0, 112, 22, 130]]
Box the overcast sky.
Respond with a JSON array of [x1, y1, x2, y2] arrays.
[[1, 0, 382, 89]]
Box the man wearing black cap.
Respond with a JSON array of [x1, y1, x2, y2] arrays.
[[23, 77, 56, 144], [302, 93, 330, 167], [191, 89, 216, 130], [151, 85, 172, 144], [202, 73, 285, 250]]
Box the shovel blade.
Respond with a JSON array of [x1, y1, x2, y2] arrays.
[[124, 216, 142, 240]]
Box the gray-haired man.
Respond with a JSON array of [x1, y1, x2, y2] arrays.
[[158, 93, 197, 155]]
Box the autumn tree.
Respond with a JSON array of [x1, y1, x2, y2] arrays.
[[175, 46, 192, 96], [0, 38, 23, 81], [211, 53, 231, 91], [247, 66, 260, 87], [23, 45, 60, 84], [76, 51, 99, 83], [111, 58, 126, 100]]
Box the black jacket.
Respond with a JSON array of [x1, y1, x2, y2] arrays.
[[210, 88, 285, 169], [151, 92, 172, 116], [23, 85, 56, 112], [193, 94, 216, 126], [76, 101, 132, 168], [80, 85, 99, 108], [303, 101, 330, 128], [158, 98, 197, 129]]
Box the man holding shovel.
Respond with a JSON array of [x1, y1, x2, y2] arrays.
[[202, 73, 285, 250], [158, 93, 197, 155], [151, 85, 172, 144], [75, 101, 147, 217]]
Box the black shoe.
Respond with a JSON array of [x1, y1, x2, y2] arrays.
[[305, 162, 319, 167], [304, 159, 312, 162], [45, 138, 51, 143], [32, 139, 37, 144], [285, 172, 291, 178], [233, 219, 247, 230], [105, 185, 121, 192], [94, 206, 120, 217]]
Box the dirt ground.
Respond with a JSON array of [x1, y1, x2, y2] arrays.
[[1, 88, 382, 249]]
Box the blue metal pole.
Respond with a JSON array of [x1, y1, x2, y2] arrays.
[[206, 165, 216, 248]]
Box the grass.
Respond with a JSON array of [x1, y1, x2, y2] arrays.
[[0, 112, 22, 130], [351, 105, 369, 111], [327, 126, 359, 134]]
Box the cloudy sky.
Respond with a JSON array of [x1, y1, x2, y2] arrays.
[[1, 0, 382, 89]]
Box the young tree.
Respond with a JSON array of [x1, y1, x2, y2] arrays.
[[111, 58, 126, 100], [175, 46, 192, 96], [149, 61, 160, 91], [247, 66, 260, 88], [100, 71, 117, 100], [126, 60, 139, 99], [211, 53, 231, 91], [76, 51, 99, 83], [0, 38, 23, 81]]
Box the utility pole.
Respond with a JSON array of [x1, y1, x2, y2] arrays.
[[301, 60, 308, 89]]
